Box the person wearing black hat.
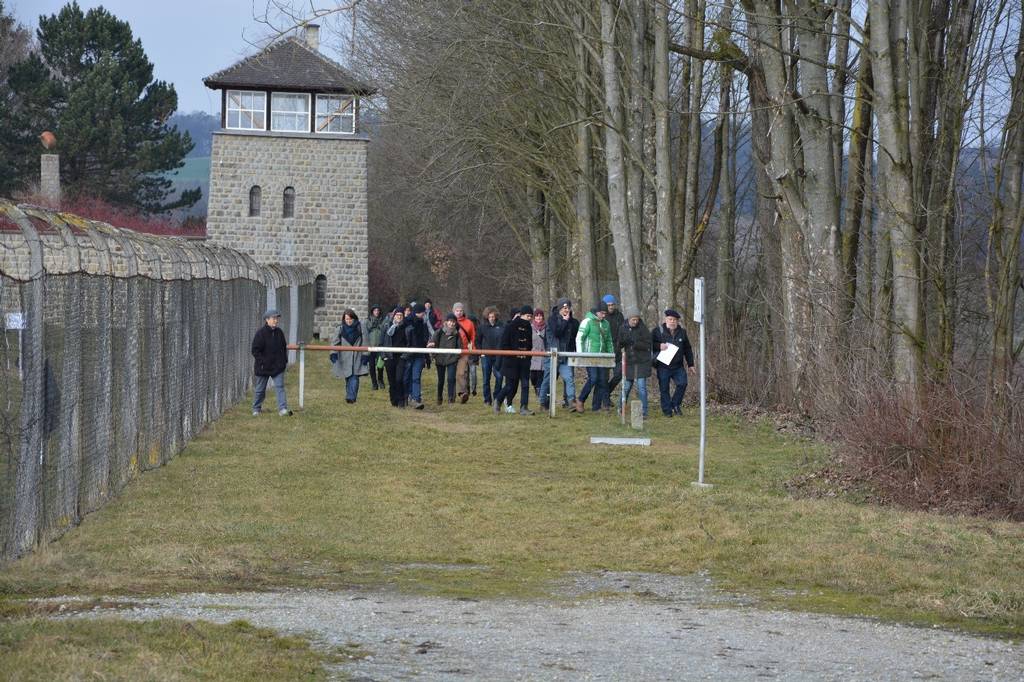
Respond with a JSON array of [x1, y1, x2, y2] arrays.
[[251, 309, 292, 416], [492, 305, 536, 415], [651, 308, 695, 416]]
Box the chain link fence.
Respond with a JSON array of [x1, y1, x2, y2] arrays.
[[0, 201, 314, 561]]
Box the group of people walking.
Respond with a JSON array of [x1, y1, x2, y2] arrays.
[[325, 295, 696, 418]]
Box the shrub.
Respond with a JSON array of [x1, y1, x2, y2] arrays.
[[835, 380, 1024, 519]]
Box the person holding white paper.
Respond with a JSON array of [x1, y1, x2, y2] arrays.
[[651, 309, 695, 417]]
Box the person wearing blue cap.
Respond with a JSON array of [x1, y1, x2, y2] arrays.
[[651, 308, 695, 416], [602, 294, 625, 409], [251, 309, 292, 416]]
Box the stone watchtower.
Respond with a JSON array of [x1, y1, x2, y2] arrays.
[[203, 25, 373, 338]]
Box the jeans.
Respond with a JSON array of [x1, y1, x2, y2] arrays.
[[622, 377, 648, 417], [481, 354, 503, 403], [578, 367, 608, 411], [345, 374, 360, 401], [469, 359, 478, 394], [253, 372, 287, 411], [656, 365, 687, 415], [436, 363, 457, 402], [404, 355, 425, 402], [541, 361, 576, 406]]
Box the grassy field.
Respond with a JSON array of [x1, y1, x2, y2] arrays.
[[1, 359, 1023, 667], [0, 617, 337, 680]]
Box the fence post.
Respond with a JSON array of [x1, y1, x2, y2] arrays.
[[4, 204, 44, 559], [549, 349, 557, 418], [299, 344, 305, 409]]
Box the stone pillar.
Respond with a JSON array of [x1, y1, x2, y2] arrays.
[[40, 154, 60, 205]]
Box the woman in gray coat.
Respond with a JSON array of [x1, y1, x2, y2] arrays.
[[616, 308, 652, 417], [332, 309, 369, 403]]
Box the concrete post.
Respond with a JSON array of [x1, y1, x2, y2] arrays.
[[40, 154, 60, 205]]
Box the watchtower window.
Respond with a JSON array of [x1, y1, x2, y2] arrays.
[[248, 186, 261, 217], [283, 187, 295, 218], [314, 274, 327, 308]]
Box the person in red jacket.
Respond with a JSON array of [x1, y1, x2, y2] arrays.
[[452, 301, 476, 403]]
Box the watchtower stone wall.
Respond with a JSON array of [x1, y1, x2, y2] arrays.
[[205, 130, 368, 338]]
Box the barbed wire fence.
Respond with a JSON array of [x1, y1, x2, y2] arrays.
[[0, 201, 314, 562]]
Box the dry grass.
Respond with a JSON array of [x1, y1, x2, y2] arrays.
[[0, 618, 333, 680], [1, 361, 1022, 637]]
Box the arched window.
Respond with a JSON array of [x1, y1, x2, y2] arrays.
[[283, 186, 295, 218], [248, 186, 261, 217], [314, 274, 327, 308]]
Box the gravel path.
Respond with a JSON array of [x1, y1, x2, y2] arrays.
[[63, 571, 1022, 681]]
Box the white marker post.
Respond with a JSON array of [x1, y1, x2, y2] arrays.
[[692, 277, 711, 489]]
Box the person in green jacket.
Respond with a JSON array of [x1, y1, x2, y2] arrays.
[[574, 302, 613, 412]]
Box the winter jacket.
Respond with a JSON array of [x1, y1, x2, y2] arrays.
[[431, 326, 462, 366], [651, 323, 695, 369], [455, 316, 476, 349], [251, 324, 288, 377], [530, 324, 548, 371], [405, 315, 433, 349], [576, 311, 613, 354], [501, 317, 534, 356], [546, 298, 579, 360], [605, 309, 625, 358], [477, 319, 505, 350], [616, 320, 652, 380], [332, 321, 369, 379], [365, 313, 387, 345], [383, 317, 408, 359]]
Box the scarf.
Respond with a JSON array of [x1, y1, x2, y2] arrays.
[[341, 321, 361, 345], [532, 318, 546, 333]]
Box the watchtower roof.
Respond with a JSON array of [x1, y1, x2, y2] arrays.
[[203, 36, 376, 95]]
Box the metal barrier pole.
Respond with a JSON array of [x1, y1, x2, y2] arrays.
[[299, 344, 305, 409], [549, 349, 557, 418], [620, 352, 626, 425]]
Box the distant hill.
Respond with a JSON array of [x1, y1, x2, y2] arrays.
[[170, 111, 220, 158]]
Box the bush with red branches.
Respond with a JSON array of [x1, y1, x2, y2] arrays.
[[835, 380, 1024, 520], [58, 196, 206, 237]]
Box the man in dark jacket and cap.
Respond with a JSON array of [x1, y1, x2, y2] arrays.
[[251, 309, 292, 416], [651, 308, 695, 416]]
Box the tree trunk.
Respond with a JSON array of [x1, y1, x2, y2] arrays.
[[575, 11, 597, 311], [600, 0, 640, 310], [987, 16, 1024, 404], [653, 0, 675, 316], [869, 0, 924, 390], [840, 36, 874, 331]]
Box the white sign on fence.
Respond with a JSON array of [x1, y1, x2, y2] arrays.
[[568, 356, 616, 368], [693, 278, 704, 324], [4, 312, 25, 330]]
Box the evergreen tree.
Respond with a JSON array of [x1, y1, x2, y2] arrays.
[[6, 2, 198, 211], [0, 0, 34, 196]]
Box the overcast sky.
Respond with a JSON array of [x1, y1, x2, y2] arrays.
[[13, 0, 314, 114]]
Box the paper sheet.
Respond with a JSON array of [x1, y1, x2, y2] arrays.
[[656, 342, 678, 365]]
